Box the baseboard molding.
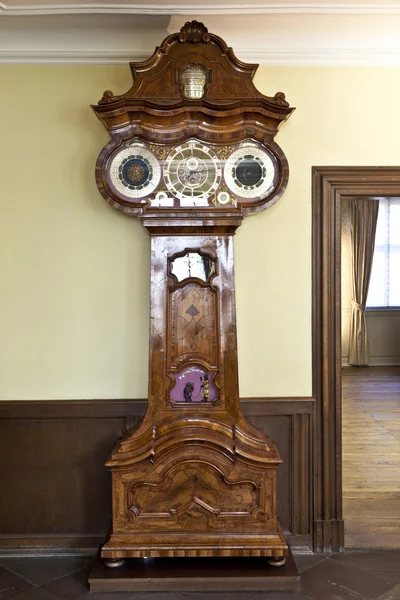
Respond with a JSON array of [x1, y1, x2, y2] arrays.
[[342, 358, 400, 367], [0, 534, 312, 558], [369, 357, 400, 366], [286, 534, 313, 554], [0, 535, 105, 557]]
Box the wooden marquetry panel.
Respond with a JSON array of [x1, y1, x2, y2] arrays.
[[169, 283, 218, 368], [127, 464, 263, 528]]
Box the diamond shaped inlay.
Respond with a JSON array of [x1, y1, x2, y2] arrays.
[[184, 319, 205, 350], [186, 304, 200, 317]]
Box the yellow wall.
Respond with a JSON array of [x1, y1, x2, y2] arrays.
[[1, 65, 400, 400]]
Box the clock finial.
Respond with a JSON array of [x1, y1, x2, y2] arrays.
[[179, 20, 211, 44]]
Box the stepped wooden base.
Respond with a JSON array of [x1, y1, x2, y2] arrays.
[[101, 526, 288, 560], [89, 548, 299, 593], [104, 415, 288, 563]]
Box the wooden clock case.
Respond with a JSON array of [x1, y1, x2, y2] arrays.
[[92, 20, 294, 566]]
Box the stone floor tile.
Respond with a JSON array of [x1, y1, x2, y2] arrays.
[[179, 592, 260, 600], [294, 554, 328, 573], [251, 593, 312, 600], [0, 565, 33, 599], [331, 551, 400, 585], [2, 551, 400, 600], [135, 593, 197, 600], [76, 592, 136, 599], [6, 588, 58, 600], [41, 566, 91, 598], [376, 583, 400, 600], [0, 558, 92, 587], [300, 556, 393, 600]]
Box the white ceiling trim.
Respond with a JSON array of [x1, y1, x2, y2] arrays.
[[2, 2, 400, 15], [0, 50, 150, 63], [2, 48, 400, 65]]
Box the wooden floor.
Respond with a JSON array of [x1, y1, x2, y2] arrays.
[[342, 366, 400, 548]]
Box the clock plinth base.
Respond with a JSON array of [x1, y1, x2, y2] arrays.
[[100, 414, 288, 564], [90, 548, 299, 593]]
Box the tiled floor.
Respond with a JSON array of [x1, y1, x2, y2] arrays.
[[0, 552, 400, 600]]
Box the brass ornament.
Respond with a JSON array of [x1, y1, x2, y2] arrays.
[[215, 146, 231, 160], [127, 164, 145, 183], [149, 145, 170, 161], [178, 64, 210, 100]]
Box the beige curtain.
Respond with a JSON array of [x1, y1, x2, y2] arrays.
[[348, 198, 379, 366]]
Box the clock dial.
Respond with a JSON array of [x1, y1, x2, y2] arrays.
[[103, 138, 281, 212], [217, 190, 231, 205], [108, 142, 161, 200], [224, 142, 277, 200], [164, 141, 221, 206]]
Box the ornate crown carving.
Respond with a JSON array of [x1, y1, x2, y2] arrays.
[[179, 20, 211, 44], [98, 89, 116, 105], [274, 92, 290, 107]]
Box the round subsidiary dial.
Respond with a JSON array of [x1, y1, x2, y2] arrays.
[[108, 142, 161, 200], [164, 141, 221, 206], [224, 142, 277, 200]]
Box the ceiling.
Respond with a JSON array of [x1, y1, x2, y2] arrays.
[[2, 0, 400, 14], [1, 1, 400, 64]]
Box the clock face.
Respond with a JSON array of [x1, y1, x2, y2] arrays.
[[100, 137, 283, 213], [164, 141, 222, 206], [108, 142, 161, 200], [224, 143, 277, 200]]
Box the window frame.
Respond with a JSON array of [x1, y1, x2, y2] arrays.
[[366, 196, 400, 310]]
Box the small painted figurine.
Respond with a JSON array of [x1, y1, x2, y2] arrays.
[[183, 382, 194, 402], [200, 374, 210, 401]]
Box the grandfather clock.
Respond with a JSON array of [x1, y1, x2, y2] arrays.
[[92, 21, 294, 567]]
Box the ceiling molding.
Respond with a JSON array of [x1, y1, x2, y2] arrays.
[[2, 48, 400, 66], [0, 50, 150, 63], [2, 2, 400, 16], [2, 9, 400, 67]]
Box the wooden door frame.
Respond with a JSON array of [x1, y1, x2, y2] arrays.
[[311, 167, 400, 552]]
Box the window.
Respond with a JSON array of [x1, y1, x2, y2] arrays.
[[367, 198, 400, 307]]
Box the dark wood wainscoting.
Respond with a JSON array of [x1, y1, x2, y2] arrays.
[[0, 398, 313, 556]]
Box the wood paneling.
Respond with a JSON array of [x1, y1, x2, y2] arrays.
[[0, 398, 313, 555]]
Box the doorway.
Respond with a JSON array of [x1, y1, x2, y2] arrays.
[[312, 167, 400, 552], [340, 196, 400, 547]]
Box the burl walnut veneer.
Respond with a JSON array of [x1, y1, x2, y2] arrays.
[[91, 20, 294, 566]]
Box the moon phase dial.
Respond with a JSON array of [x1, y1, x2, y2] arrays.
[[164, 142, 222, 206], [224, 143, 278, 201]]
